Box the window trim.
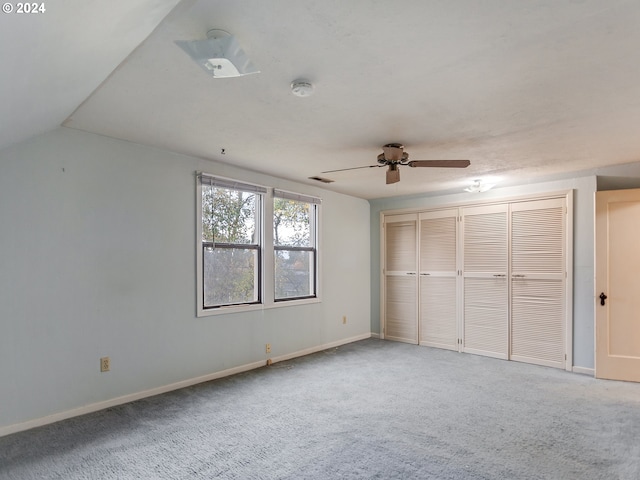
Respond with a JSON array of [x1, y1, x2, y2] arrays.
[[197, 173, 266, 315], [196, 173, 322, 317], [273, 189, 321, 302]]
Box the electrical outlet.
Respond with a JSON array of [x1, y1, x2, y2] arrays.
[[265, 343, 271, 354], [343, 315, 347, 324], [100, 356, 110, 372]]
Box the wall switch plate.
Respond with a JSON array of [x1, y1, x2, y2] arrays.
[[265, 344, 271, 354], [100, 357, 110, 372], [343, 315, 347, 324]]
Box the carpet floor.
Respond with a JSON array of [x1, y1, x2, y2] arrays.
[[1, 338, 639, 479]]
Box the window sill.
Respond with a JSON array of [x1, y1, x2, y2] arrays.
[[196, 297, 321, 317]]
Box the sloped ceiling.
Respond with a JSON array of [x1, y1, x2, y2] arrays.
[[4, 0, 640, 199], [0, 0, 180, 149]]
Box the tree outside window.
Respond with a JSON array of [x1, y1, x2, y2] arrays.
[[274, 195, 317, 300], [202, 185, 261, 307], [197, 175, 320, 314]]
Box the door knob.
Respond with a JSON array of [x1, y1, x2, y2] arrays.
[[599, 292, 607, 306]]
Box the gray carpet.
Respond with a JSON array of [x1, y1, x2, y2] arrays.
[[1, 338, 639, 479]]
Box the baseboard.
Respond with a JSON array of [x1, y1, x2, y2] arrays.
[[572, 366, 595, 376], [370, 332, 380, 339], [0, 333, 372, 438], [269, 332, 372, 364]]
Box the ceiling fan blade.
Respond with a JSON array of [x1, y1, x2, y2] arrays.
[[407, 160, 470, 168], [386, 164, 400, 184], [322, 164, 382, 173]]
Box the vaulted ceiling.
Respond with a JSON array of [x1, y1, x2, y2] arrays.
[[3, 0, 640, 199]]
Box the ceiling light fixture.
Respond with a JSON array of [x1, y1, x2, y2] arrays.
[[464, 179, 495, 193], [291, 79, 314, 97], [175, 29, 260, 78]]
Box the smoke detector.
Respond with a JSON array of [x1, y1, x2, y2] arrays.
[[291, 80, 314, 97]]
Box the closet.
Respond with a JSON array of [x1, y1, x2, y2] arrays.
[[382, 193, 570, 369]]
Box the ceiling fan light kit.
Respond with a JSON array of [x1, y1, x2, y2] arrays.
[[175, 29, 260, 78], [464, 180, 495, 193], [386, 163, 401, 184], [322, 143, 470, 185]]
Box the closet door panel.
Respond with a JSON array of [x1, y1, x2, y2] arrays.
[[383, 215, 418, 344], [386, 276, 418, 343], [510, 199, 566, 368], [419, 210, 458, 349], [511, 279, 564, 365], [462, 205, 509, 359], [386, 220, 417, 272], [420, 276, 457, 349], [463, 208, 508, 273], [419, 212, 457, 272], [464, 278, 509, 357]]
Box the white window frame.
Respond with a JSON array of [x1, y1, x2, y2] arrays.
[[196, 173, 322, 317], [273, 189, 321, 302]]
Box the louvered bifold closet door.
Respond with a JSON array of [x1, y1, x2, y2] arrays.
[[462, 204, 509, 359], [419, 210, 458, 350], [510, 198, 566, 368], [384, 214, 418, 344]]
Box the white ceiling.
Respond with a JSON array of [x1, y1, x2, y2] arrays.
[[4, 0, 640, 199]]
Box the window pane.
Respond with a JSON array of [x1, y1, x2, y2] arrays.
[[202, 186, 257, 244], [275, 249, 314, 299], [204, 247, 259, 307], [274, 198, 310, 247]]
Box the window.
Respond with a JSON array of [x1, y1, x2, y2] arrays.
[[199, 175, 266, 309], [273, 190, 320, 301], [196, 173, 321, 315]]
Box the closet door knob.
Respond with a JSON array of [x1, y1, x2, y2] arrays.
[[599, 292, 607, 306]]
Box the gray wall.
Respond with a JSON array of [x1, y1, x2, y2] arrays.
[[368, 176, 597, 370], [0, 128, 371, 430]]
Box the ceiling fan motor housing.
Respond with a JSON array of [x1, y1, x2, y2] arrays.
[[382, 143, 407, 162]]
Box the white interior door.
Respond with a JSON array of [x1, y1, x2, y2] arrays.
[[419, 209, 458, 350], [595, 189, 640, 382], [383, 214, 418, 344], [462, 204, 509, 359], [510, 198, 566, 368]]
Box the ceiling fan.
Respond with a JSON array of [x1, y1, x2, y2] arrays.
[[322, 143, 470, 184]]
